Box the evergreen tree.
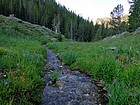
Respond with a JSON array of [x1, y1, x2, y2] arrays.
[[95, 26, 102, 41], [110, 4, 124, 33], [128, 0, 140, 31]]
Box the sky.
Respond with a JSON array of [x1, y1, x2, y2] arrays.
[[55, 0, 130, 21]]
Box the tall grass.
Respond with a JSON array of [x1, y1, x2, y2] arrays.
[[60, 50, 77, 65]]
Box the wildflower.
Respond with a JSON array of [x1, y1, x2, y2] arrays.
[[4, 74, 7, 78], [0, 70, 3, 74], [130, 46, 132, 50], [4, 80, 11, 85], [22, 72, 25, 75], [37, 54, 40, 57], [33, 50, 36, 54], [103, 87, 107, 91], [20, 76, 25, 82], [23, 53, 26, 57], [108, 94, 112, 97], [13, 77, 17, 80], [129, 92, 133, 96], [17, 63, 20, 67], [9, 99, 13, 103]]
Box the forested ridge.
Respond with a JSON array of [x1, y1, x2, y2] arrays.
[[0, 0, 94, 41], [0, 0, 140, 41]]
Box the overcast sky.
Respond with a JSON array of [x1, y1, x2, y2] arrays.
[[55, 0, 130, 21]]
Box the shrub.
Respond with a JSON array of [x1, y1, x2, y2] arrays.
[[0, 55, 19, 69], [94, 56, 117, 83], [107, 79, 139, 105], [50, 70, 60, 84], [0, 47, 17, 56], [107, 80, 130, 105], [60, 50, 77, 65]]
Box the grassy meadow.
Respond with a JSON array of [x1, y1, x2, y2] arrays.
[[48, 34, 140, 105], [0, 15, 140, 105], [0, 15, 51, 104]]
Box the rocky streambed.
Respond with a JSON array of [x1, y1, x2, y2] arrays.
[[41, 48, 107, 105]]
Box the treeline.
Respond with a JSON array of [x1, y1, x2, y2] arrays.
[[0, 0, 139, 41]]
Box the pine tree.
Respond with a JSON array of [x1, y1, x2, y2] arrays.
[[128, 0, 140, 31], [95, 26, 102, 41], [110, 4, 124, 33]]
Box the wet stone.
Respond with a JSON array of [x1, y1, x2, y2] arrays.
[[67, 100, 81, 105], [82, 100, 93, 105], [44, 75, 51, 82]]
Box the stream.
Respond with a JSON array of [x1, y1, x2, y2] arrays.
[[41, 48, 106, 105]]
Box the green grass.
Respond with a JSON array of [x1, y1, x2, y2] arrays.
[[48, 34, 140, 104], [0, 15, 52, 104]]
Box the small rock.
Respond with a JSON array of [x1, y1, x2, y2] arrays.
[[60, 91, 64, 93], [58, 75, 68, 80], [4, 74, 7, 78], [51, 38, 57, 42], [78, 82, 93, 93], [67, 100, 80, 105], [109, 47, 118, 52], [66, 75, 79, 82], [62, 62, 65, 66], [83, 94, 90, 97], [67, 70, 72, 74], [4, 80, 11, 85], [9, 14, 14, 18], [96, 83, 102, 87], [55, 81, 64, 87], [59, 87, 63, 90], [82, 100, 93, 105]]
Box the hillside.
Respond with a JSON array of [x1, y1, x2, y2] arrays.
[[0, 0, 95, 42], [0, 15, 59, 104]]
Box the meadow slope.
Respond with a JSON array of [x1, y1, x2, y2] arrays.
[[0, 15, 53, 104]]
